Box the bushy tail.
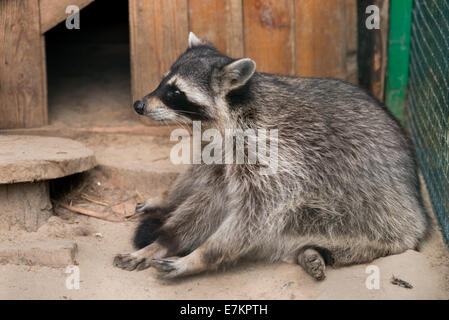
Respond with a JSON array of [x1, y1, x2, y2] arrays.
[[133, 207, 170, 249]]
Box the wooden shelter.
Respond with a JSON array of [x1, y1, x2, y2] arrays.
[[0, 0, 358, 129]]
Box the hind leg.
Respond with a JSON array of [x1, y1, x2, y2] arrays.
[[114, 242, 168, 271], [298, 248, 326, 281]]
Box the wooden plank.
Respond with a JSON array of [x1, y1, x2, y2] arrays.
[[129, 0, 188, 103], [0, 0, 47, 128], [345, 0, 358, 84], [189, 0, 244, 58], [294, 0, 347, 79], [357, 0, 389, 101], [375, 0, 390, 101], [345, 0, 358, 56], [243, 0, 295, 74], [39, 0, 95, 33]]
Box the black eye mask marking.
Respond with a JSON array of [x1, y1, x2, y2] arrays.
[[160, 83, 211, 121]]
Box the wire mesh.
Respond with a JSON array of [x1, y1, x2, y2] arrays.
[[408, 0, 449, 243]]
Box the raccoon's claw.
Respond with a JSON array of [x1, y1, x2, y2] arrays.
[[113, 253, 150, 271], [298, 249, 326, 281], [150, 258, 186, 279], [113, 253, 135, 270], [150, 258, 176, 271], [304, 254, 325, 280], [135, 202, 146, 213], [135, 200, 160, 214]]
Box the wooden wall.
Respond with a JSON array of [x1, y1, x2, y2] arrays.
[[129, 0, 358, 103], [357, 0, 389, 101], [1, 0, 357, 129], [0, 0, 94, 129], [0, 0, 48, 129]]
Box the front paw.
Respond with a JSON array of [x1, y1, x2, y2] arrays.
[[113, 253, 152, 271], [150, 257, 187, 279]]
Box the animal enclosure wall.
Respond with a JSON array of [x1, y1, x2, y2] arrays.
[[0, 0, 48, 129], [0, 0, 357, 129], [129, 0, 358, 103], [407, 0, 449, 244]]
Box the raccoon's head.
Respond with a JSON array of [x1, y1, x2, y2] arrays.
[[133, 32, 256, 128]]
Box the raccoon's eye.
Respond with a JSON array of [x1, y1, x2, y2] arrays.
[[167, 85, 182, 97]]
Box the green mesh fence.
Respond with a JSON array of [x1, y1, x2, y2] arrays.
[[407, 0, 449, 243]]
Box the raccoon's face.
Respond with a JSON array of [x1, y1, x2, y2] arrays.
[[133, 32, 256, 126]]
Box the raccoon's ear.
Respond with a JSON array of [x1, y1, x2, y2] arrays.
[[222, 58, 256, 90], [188, 32, 205, 48]]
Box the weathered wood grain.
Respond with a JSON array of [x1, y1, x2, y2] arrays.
[[357, 0, 389, 101], [294, 0, 347, 80], [345, 0, 358, 84], [0, 0, 47, 128], [129, 0, 188, 105], [243, 0, 295, 74], [189, 0, 244, 58], [39, 0, 95, 33]]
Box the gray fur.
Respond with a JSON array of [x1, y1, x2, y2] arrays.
[[114, 34, 430, 280]]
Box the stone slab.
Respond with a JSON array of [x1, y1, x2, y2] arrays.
[[0, 240, 77, 268], [0, 135, 96, 184]]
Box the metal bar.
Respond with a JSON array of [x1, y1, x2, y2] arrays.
[[385, 0, 413, 123]]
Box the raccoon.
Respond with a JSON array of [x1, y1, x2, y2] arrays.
[[113, 32, 430, 280]]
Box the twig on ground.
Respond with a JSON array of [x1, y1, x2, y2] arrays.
[[80, 193, 110, 207], [125, 212, 144, 221], [135, 189, 144, 202], [123, 211, 137, 218], [52, 200, 123, 222], [112, 197, 138, 218], [110, 195, 135, 207]]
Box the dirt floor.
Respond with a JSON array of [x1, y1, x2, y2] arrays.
[[0, 197, 448, 299]]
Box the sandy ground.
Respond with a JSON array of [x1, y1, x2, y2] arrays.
[[1, 165, 448, 300], [0, 215, 448, 299]]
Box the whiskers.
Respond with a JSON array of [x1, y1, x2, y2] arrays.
[[146, 107, 205, 134]]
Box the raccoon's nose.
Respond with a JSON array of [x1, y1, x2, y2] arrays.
[[133, 100, 146, 115]]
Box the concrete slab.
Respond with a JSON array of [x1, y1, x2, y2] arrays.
[[0, 240, 77, 268], [78, 134, 186, 196], [0, 135, 96, 184], [0, 135, 96, 231]]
